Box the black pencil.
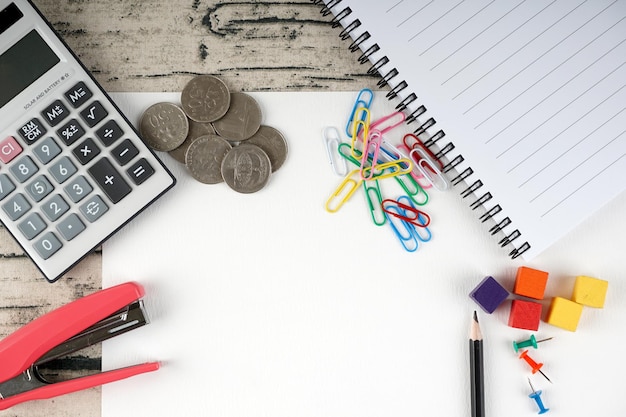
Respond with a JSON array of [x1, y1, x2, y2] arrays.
[[470, 311, 485, 417]]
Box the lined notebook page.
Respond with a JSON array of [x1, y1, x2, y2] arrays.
[[329, 0, 626, 259]]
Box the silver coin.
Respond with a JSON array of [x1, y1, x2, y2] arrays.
[[220, 144, 271, 193], [139, 102, 189, 151], [169, 119, 216, 163], [244, 125, 288, 172], [212, 92, 262, 142], [181, 75, 231, 123], [185, 134, 233, 184]]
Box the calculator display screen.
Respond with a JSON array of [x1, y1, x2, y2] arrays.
[[0, 29, 60, 109]]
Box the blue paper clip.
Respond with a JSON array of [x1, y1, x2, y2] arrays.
[[325, 169, 363, 213], [346, 88, 374, 137], [397, 196, 432, 242], [410, 148, 449, 191], [363, 180, 386, 226], [394, 174, 429, 206], [385, 206, 418, 252], [323, 126, 348, 176]]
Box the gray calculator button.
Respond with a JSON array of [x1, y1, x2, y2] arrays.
[[34, 231, 62, 260], [57, 213, 85, 241], [64, 175, 93, 203], [10, 155, 38, 183], [2, 193, 32, 221], [80, 195, 108, 223], [41, 194, 70, 221], [26, 175, 54, 202], [33, 137, 61, 164], [18, 212, 47, 240], [0, 174, 16, 201], [49, 156, 77, 184]]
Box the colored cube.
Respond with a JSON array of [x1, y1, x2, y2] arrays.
[[513, 266, 549, 300], [469, 276, 509, 314], [508, 299, 542, 331], [573, 275, 608, 308], [546, 297, 584, 331]]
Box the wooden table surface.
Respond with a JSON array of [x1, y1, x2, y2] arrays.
[[0, 1, 378, 415]]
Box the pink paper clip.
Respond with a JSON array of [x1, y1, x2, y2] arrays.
[[360, 129, 383, 180], [369, 111, 406, 136], [382, 198, 431, 228]]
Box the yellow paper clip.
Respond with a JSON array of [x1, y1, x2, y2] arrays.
[[325, 169, 363, 213], [363, 180, 386, 226], [322, 126, 348, 177], [350, 107, 370, 160], [362, 158, 413, 181], [410, 148, 449, 191]]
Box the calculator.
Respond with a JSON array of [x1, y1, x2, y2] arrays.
[[0, 0, 176, 282]]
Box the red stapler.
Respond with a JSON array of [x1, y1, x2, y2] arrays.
[[0, 282, 159, 409]]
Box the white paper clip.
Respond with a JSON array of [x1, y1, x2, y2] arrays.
[[410, 148, 449, 191], [323, 126, 348, 177]]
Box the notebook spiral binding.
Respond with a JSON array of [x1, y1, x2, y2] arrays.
[[312, 0, 531, 259]]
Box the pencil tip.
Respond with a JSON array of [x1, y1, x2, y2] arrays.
[[473, 310, 478, 322]]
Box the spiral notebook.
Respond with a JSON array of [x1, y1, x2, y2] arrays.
[[316, 0, 626, 260]]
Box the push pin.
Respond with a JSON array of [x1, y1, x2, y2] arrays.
[[513, 335, 553, 352], [528, 378, 550, 414], [519, 350, 551, 383]]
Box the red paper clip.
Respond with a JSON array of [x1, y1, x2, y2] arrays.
[[382, 198, 431, 228]]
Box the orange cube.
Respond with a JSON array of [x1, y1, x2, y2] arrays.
[[514, 266, 549, 300]]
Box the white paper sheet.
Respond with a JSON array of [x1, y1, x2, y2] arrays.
[[103, 92, 626, 416]]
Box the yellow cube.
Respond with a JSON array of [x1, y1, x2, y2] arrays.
[[573, 275, 608, 308], [546, 297, 583, 332]]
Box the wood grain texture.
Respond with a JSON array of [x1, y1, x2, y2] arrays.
[[1, 1, 379, 416]]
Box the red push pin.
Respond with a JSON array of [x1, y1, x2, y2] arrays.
[[519, 350, 551, 383]]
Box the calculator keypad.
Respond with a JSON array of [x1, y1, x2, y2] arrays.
[[1, 80, 174, 281]]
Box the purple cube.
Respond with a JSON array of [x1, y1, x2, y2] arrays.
[[470, 276, 509, 314]]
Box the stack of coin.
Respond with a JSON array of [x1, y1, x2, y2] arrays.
[[139, 75, 288, 193]]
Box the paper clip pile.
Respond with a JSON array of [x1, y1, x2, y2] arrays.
[[323, 89, 449, 252]]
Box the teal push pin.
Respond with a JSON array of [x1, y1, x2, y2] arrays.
[[528, 378, 550, 414], [513, 335, 553, 352]]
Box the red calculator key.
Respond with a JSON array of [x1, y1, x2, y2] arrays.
[[0, 136, 23, 164]]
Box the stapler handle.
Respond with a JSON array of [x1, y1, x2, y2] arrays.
[[0, 282, 145, 383], [0, 361, 159, 410]]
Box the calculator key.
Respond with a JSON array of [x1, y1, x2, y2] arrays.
[[0, 136, 22, 163], [80, 101, 108, 128], [0, 174, 16, 201], [18, 118, 47, 144], [49, 156, 78, 184], [2, 193, 31, 221], [57, 213, 86, 241], [34, 232, 62, 260], [73, 138, 101, 165], [26, 175, 54, 202], [64, 81, 93, 109], [10, 156, 38, 183], [88, 158, 131, 203], [41, 100, 70, 127], [56, 119, 86, 146], [41, 194, 70, 221], [112, 139, 139, 166], [64, 175, 93, 203], [80, 195, 108, 223], [127, 158, 155, 185], [33, 137, 61, 164], [95, 120, 123, 146], [18, 212, 47, 240]]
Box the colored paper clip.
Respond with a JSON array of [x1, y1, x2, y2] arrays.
[[361, 158, 413, 181], [0, 282, 159, 410], [345, 88, 374, 137], [379, 140, 409, 164], [363, 180, 386, 226], [410, 147, 449, 191], [403, 133, 443, 170], [350, 107, 370, 159], [325, 169, 363, 213], [338, 142, 361, 167], [385, 206, 419, 252], [394, 173, 429, 206], [369, 111, 406, 136], [397, 143, 432, 189], [360, 129, 383, 180], [323, 126, 348, 176], [382, 198, 431, 228], [397, 195, 432, 242]]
